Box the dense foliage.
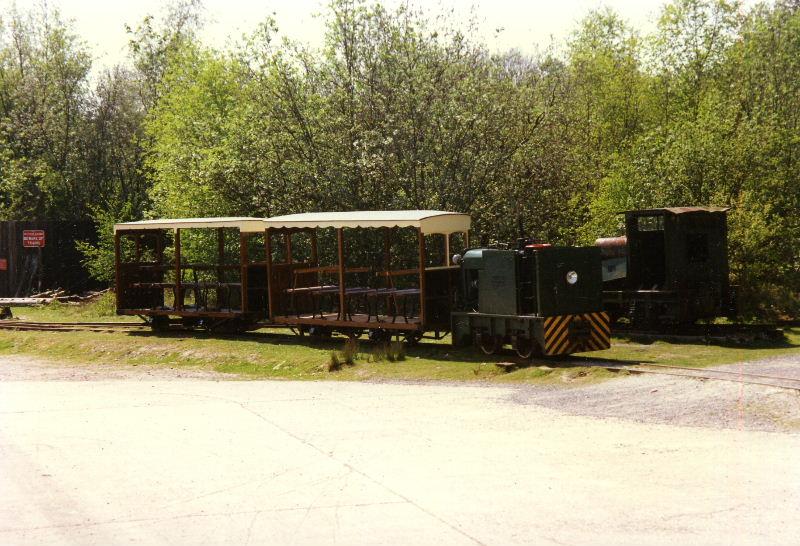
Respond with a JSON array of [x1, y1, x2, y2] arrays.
[[0, 0, 797, 317]]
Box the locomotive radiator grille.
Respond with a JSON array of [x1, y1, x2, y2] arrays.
[[543, 312, 611, 355]]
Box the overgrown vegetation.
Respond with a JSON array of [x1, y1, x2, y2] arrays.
[[0, 0, 797, 316]]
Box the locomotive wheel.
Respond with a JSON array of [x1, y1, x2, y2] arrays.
[[345, 328, 365, 339], [369, 329, 392, 343], [477, 333, 501, 355], [513, 336, 537, 359]]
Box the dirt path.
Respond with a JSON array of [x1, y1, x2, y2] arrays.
[[0, 354, 235, 381], [2, 375, 799, 545]]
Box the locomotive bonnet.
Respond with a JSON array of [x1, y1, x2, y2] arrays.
[[451, 240, 610, 357]]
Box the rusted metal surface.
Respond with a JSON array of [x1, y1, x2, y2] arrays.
[[595, 236, 627, 258]]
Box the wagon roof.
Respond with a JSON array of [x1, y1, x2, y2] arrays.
[[114, 217, 267, 233], [624, 206, 730, 216], [263, 210, 471, 234]]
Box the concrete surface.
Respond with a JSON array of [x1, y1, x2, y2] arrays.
[[1, 377, 799, 545]]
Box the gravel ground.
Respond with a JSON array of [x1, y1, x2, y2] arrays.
[[509, 353, 800, 433], [2, 352, 800, 433]]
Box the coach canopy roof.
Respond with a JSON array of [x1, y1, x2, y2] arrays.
[[114, 217, 267, 233], [264, 210, 471, 234]]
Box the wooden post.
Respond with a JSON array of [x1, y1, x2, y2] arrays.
[[265, 229, 274, 318], [310, 230, 318, 266], [465, 230, 470, 248], [114, 231, 122, 310], [383, 228, 391, 271], [337, 228, 346, 320], [285, 232, 293, 264], [444, 233, 450, 266], [217, 228, 225, 273], [240, 232, 249, 314], [155, 232, 164, 264], [418, 228, 426, 326], [174, 229, 182, 311]]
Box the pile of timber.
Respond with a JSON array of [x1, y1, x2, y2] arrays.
[[0, 288, 109, 307]]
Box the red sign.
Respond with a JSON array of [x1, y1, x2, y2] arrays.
[[22, 230, 46, 248], [0, 258, 6, 271]]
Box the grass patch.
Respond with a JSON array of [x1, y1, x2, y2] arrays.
[[1, 298, 798, 384], [6, 292, 128, 322]]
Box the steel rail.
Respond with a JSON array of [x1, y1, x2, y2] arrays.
[[605, 365, 800, 392], [638, 362, 800, 383]]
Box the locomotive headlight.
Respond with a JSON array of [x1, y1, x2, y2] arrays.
[[566, 270, 578, 285]]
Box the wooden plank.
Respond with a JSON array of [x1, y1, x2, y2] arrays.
[[272, 314, 421, 331], [0, 298, 47, 306]]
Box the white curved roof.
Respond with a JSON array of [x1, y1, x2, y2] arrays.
[[264, 210, 471, 234], [114, 217, 267, 233]]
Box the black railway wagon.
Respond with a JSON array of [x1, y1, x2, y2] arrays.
[[598, 207, 734, 325], [0, 220, 99, 297]]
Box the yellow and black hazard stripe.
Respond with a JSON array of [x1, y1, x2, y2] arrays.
[[542, 312, 611, 355]]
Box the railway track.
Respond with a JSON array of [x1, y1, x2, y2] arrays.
[[604, 362, 800, 392], [0, 320, 147, 332], [612, 322, 785, 343]]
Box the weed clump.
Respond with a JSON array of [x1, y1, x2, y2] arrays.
[[342, 338, 359, 365], [370, 340, 406, 363], [326, 351, 341, 372]]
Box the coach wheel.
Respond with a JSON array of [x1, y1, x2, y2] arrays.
[[514, 335, 537, 359], [477, 333, 501, 355], [309, 326, 332, 341], [404, 331, 423, 345], [345, 328, 365, 339], [150, 316, 170, 332]]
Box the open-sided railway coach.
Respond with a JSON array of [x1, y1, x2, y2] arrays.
[[114, 210, 610, 357]]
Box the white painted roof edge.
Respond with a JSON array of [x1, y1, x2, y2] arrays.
[[114, 217, 267, 233], [263, 210, 471, 234]]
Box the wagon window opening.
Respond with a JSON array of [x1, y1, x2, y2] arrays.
[[287, 232, 313, 265], [449, 232, 467, 256], [686, 233, 709, 264], [424, 234, 445, 267], [637, 215, 664, 232], [247, 233, 266, 264], [269, 232, 288, 264]]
